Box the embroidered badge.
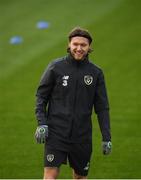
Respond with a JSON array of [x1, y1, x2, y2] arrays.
[[84, 75, 93, 85], [47, 154, 54, 162]]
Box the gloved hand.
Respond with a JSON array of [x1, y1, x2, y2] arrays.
[[102, 141, 112, 155], [35, 125, 48, 143]]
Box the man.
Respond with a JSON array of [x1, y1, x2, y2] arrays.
[[35, 27, 112, 179]]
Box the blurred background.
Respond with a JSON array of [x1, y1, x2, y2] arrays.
[[0, 0, 141, 178]]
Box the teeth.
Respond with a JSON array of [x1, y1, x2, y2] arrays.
[[76, 52, 82, 55]]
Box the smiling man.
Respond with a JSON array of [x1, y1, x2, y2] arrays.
[[35, 27, 112, 179], [68, 36, 90, 60]]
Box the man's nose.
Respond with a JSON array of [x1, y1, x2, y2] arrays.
[[77, 45, 82, 50]]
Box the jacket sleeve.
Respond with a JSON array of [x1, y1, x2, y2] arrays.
[[94, 70, 111, 141], [35, 62, 55, 126]]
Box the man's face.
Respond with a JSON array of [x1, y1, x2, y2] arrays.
[[68, 36, 90, 60]]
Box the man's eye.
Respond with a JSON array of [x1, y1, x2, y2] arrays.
[[81, 44, 86, 47]]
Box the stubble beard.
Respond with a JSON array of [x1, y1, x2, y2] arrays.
[[70, 51, 88, 61]]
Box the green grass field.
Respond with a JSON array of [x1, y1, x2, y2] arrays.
[[0, 0, 141, 178]]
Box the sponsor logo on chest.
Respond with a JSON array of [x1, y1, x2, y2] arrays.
[[62, 75, 69, 86]]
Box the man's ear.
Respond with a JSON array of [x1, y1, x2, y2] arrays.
[[88, 47, 93, 53], [67, 42, 71, 52], [68, 42, 71, 47], [67, 47, 70, 53]]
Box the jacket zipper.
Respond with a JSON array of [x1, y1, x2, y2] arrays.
[[69, 62, 79, 138]]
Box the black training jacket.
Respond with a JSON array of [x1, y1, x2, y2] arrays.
[[35, 54, 111, 143]]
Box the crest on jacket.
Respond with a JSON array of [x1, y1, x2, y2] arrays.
[[84, 75, 93, 85], [47, 154, 54, 162]]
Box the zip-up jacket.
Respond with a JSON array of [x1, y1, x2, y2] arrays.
[[35, 54, 111, 143]]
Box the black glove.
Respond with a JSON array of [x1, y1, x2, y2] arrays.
[[35, 125, 48, 143], [102, 141, 112, 155]]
